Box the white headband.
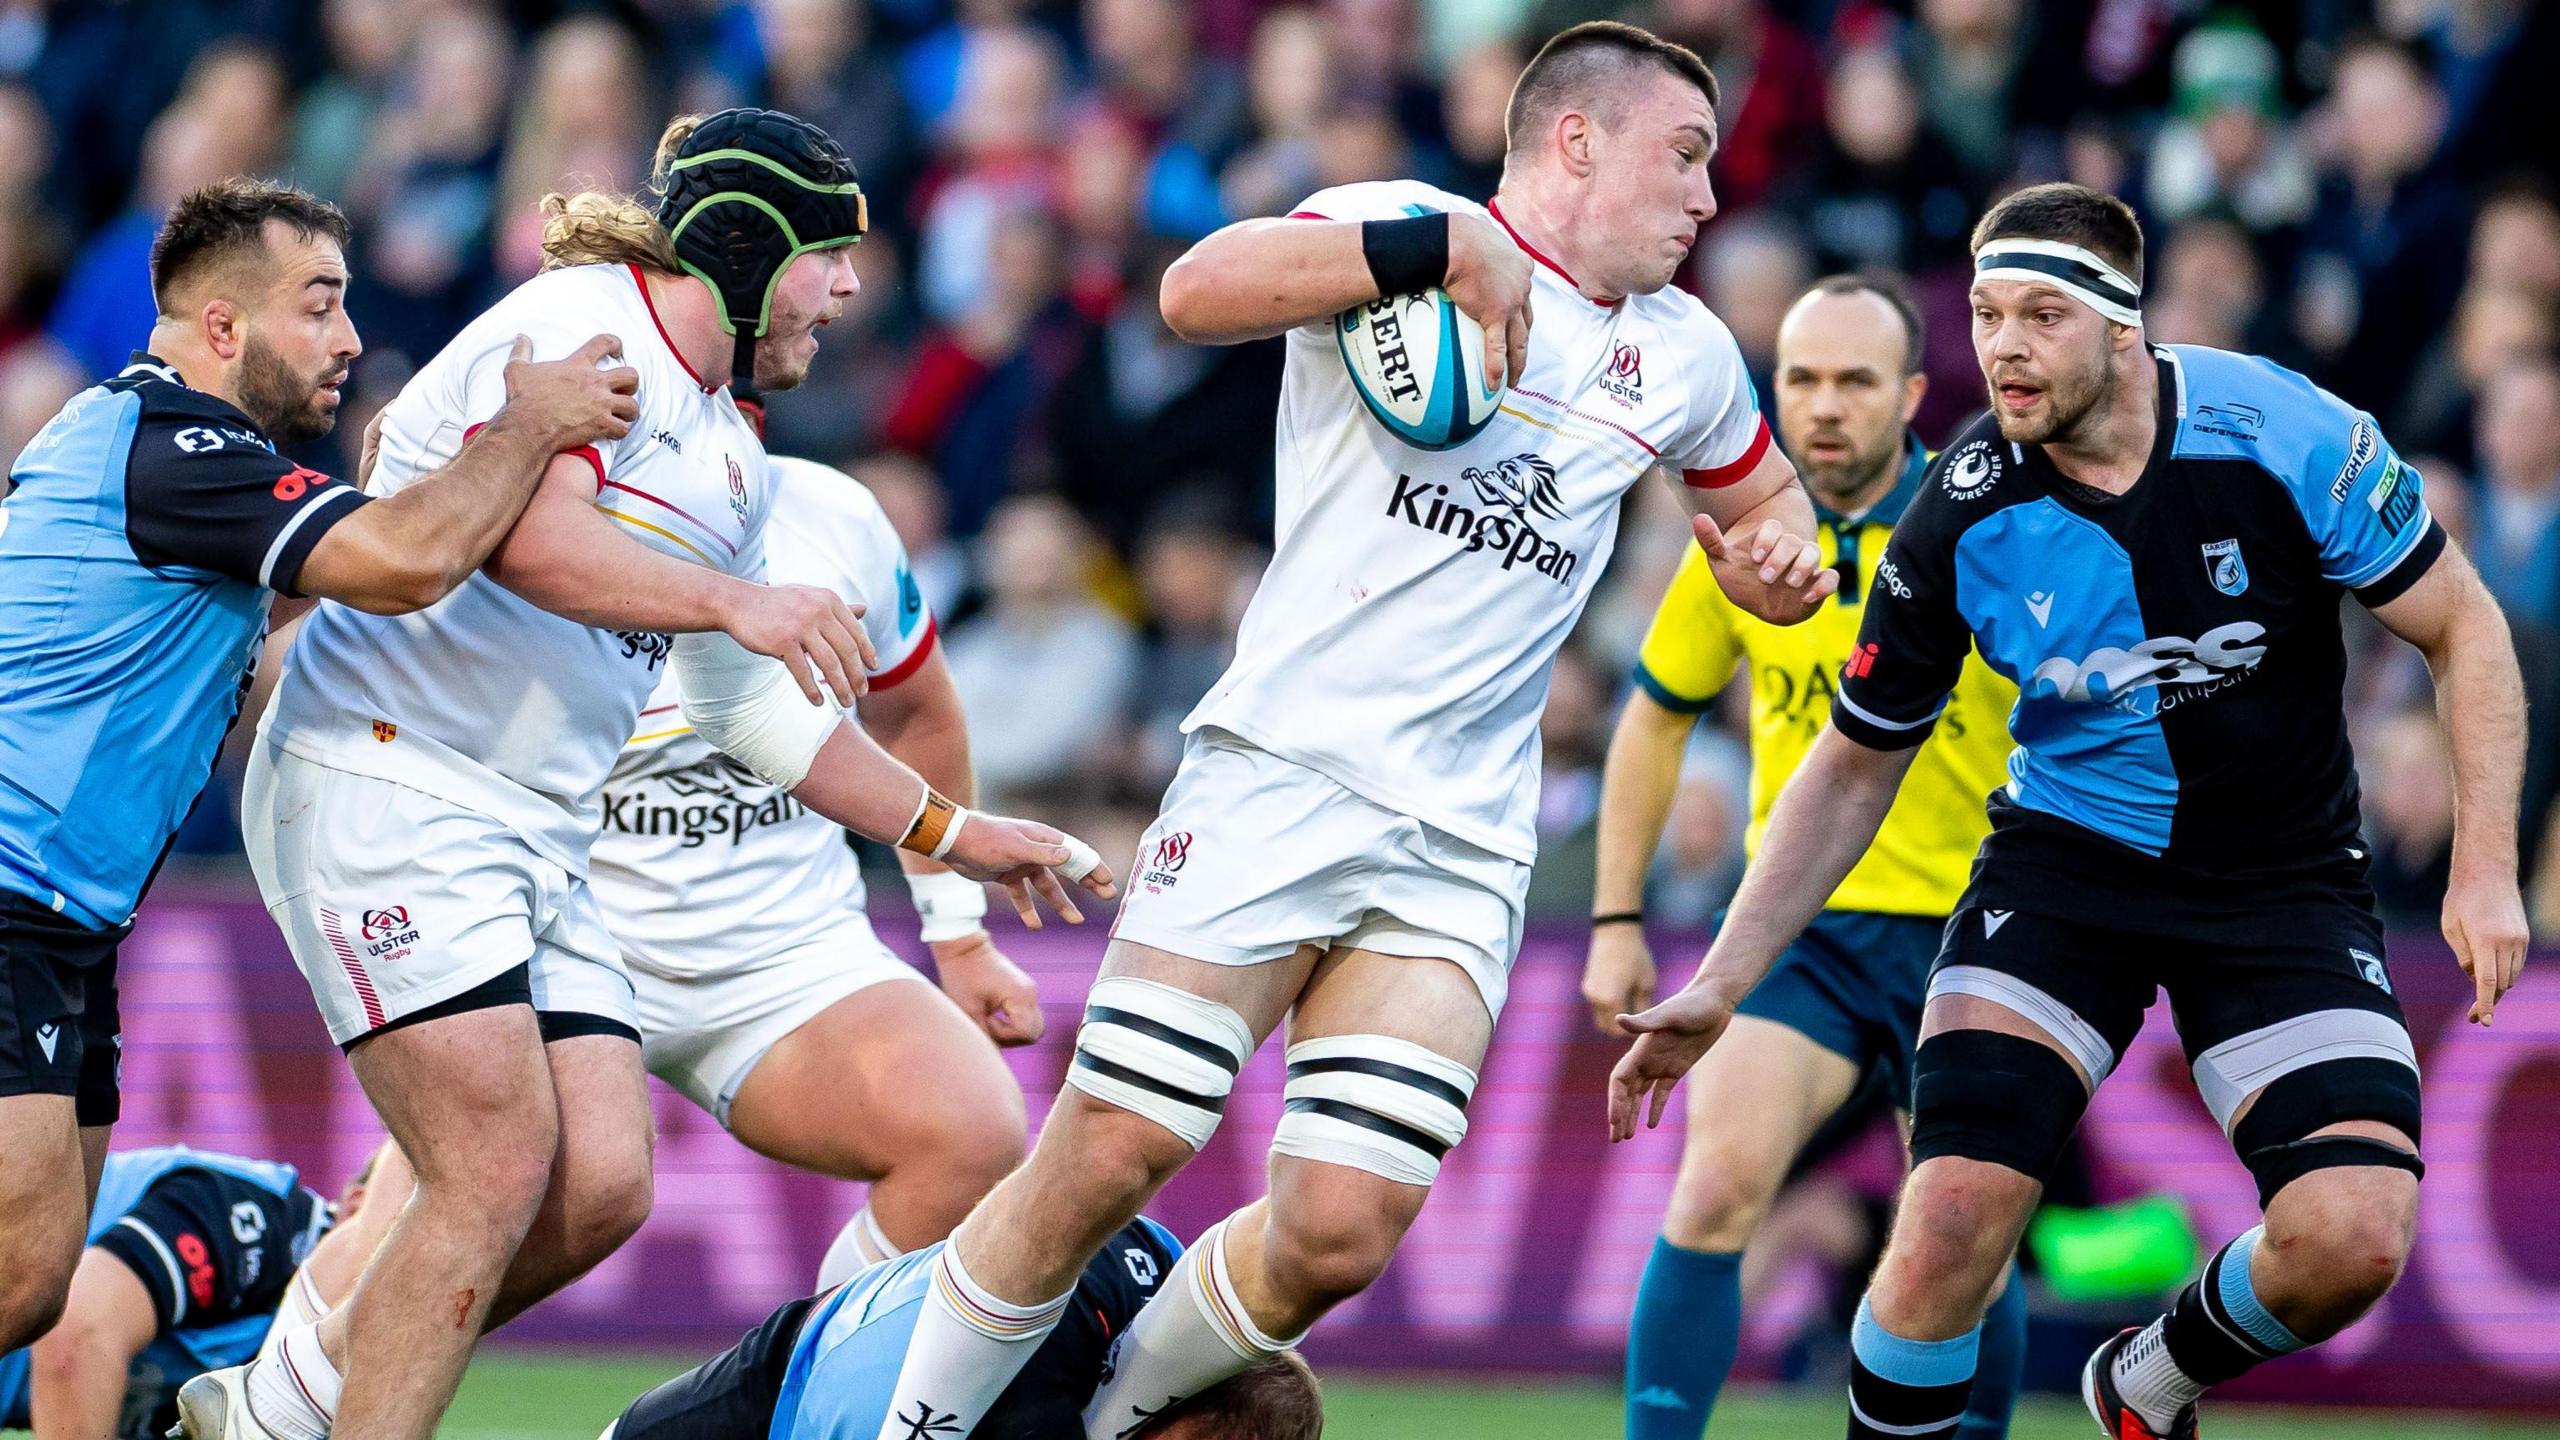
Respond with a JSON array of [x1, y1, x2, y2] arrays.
[[1973, 238, 2143, 327]]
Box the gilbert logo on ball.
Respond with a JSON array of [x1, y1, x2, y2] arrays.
[[1335, 208, 1505, 452]]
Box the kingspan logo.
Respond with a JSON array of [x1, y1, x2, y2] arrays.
[[2029, 621, 2267, 706], [1387, 453, 1579, 585]]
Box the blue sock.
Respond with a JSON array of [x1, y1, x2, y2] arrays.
[[1955, 1263, 2025, 1440], [1846, 1295, 1979, 1440], [1625, 1239, 1743, 1440]]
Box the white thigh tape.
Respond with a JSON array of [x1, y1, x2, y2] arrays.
[[1066, 976, 1253, 1150], [1272, 1034, 1477, 1187]]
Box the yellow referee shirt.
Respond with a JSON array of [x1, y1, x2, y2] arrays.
[[1632, 438, 2015, 917]]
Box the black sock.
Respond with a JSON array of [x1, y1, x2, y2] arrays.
[[2159, 1229, 2302, 1386]]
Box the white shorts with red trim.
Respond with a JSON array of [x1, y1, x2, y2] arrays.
[[242, 744, 635, 1046], [1112, 728, 1530, 1019]]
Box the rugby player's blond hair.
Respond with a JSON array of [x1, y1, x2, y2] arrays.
[[535, 114, 704, 273]]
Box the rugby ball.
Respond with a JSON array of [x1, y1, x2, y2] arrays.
[[1336, 284, 1504, 453]]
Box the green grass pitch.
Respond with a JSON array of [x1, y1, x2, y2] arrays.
[[393, 1350, 2560, 1439]]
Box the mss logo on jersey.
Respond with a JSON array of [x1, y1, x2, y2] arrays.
[[2028, 620, 2267, 709]]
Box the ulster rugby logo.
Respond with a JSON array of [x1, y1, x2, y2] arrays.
[[1600, 343, 1644, 406], [1138, 831, 1193, 893]]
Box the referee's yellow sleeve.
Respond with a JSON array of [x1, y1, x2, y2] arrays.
[[1631, 545, 1741, 714]]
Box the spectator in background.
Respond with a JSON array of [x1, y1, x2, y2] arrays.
[[767, 231, 920, 463], [1058, 108, 1148, 314], [1121, 513, 1249, 796], [899, 0, 1044, 139], [885, 203, 1085, 537], [1910, 0, 2027, 184], [338, 8, 513, 368], [1206, 8, 1338, 228], [2361, 709, 2457, 928], [856, 450, 972, 622], [915, 23, 1062, 322], [0, 340, 79, 474], [2472, 356, 2560, 631], [47, 43, 285, 379], [945, 494, 1140, 806], [1694, 216, 1807, 404], [1434, 37, 1523, 200], [1325, 0, 1445, 158], [290, 0, 412, 208], [2146, 17, 2315, 235], [1647, 732, 1751, 929], [2145, 217, 2272, 356], [2396, 277, 2556, 467], [493, 16, 653, 280], [1795, 44, 1975, 276], [1086, 0, 1246, 183], [755, 0, 922, 243], [2471, 181, 2560, 307], [2295, 33, 2467, 420], [1649, 0, 1823, 214], [1047, 241, 1283, 550]]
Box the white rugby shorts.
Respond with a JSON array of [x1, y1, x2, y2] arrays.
[[623, 920, 926, 1127], [242, 744, 636, 1046], [1113, 728, 1530, 1018]]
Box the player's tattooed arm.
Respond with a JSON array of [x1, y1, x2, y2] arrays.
[[2368, 541, 2531, 1025], [1673, 447, 1837, 626], [1607, 728, 1918, 1141]]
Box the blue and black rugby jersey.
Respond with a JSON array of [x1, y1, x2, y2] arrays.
[[0, 355, 367, 929], [1832, 345, 2444, 926]]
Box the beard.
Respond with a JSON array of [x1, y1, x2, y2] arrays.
[[1796, 428, 1901, 505], [238, 334, 343, 443], [1989, 353, 2110, 447]]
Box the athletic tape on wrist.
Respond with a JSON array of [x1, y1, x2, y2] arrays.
[[908, 869, 988, 942], [1362, 213, 1449, 298], [898, 787, 964, 859]]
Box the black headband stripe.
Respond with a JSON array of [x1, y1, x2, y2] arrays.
[[1975, 249, 2141, 306]]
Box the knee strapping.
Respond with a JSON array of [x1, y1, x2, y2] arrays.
[[1271, 1035, 1475, 1186], [1064, 976, 1253, 1150], [2230, 1054, 2424, 1207], [2242, 1135, 2424, 1209], [1909, 1029, 2089, 1182]]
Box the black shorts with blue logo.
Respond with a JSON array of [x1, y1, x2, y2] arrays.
[[1733, 909, 1943, 1110], [0, 887, 126, 1125]]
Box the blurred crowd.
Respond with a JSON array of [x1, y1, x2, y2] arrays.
[[5, 0, 2555, 933]]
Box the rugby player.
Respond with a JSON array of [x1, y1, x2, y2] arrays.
[[869, 23, 1835, 1440], [1608, 183, 2529, 1440], [1582, 274, 2022, 1440], [189, 111, 1112, 1440], [593, 386, 1040, 1284], [0, 178, 634, 1357], [0, 1144, 390, 1440], [602, 1219, 1319, 1440]]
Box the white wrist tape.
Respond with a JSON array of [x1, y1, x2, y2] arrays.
[[671, 631, 840, 790], [908, 868, 988, 942]]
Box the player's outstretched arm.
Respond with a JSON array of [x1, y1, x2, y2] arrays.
[[1581, 690, 1701, 1034], [2369, 542, 2531, 1025], [296, 335, 639, 614], [1607, 727, 1917, 1141], [1161, 211, 1529, 385], [26, 1248, 161, 1440], [864, 653, 1043, 1045], [488, 458, 873, 706], [1676, 447, 1837, 626]]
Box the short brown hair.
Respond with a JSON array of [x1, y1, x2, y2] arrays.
[[1805, 272, 1925, 376], [149, 178, 350, 314], [1506, 21, 1719, 154], [1139, 1352, 1322, 1440], [1970, 182, 2146, 287]]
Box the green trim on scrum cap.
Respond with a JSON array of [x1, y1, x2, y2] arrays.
[[669, 146, 865, 198], [667, 191, 800, 337]]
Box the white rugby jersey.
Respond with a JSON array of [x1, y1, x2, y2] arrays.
[[265, 263, 771, 868], [587, 457, 937, 969], [1184, 180, 1772, 862]]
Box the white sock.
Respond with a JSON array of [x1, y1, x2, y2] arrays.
[[818, 1204, 905, 1290], [1081, 1219, 1296, 1440], [258, 1268, 334, 1363], [247, 1325, 341, 1440], [2111, 1316, 2206, 1432], [869, 1242, 1073, 1440]]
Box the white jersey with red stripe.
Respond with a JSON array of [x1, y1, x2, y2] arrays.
[[1182, 179, 1770, 862], [587, 456, 937, 969], [264, 262, 770, 870]]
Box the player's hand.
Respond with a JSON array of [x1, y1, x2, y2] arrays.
[[722, 582, 875, 707], [940, 813, 1119, 928], [1693, 512, 1838, 624], [2443, 862, 2529, 1025], [930, 931, 1046, 1047], [1581, 925, 1657, 1037], [356, 407, 386, 492], [1606, 984, 1738, 1142], [1443, 212, 1532, 392], [501, 333, 641, 450]]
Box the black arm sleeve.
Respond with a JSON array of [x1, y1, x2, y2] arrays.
[[91, 1169, 321, 1335], [1830, 486, 1975, 752], [123, 408, 368, 595]]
